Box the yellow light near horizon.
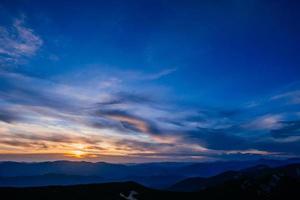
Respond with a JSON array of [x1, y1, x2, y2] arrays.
[[70, 150, 86, 158]]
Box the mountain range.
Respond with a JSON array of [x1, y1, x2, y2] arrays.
[[1, 158, 300, 188], [1, 163, 300, 200]]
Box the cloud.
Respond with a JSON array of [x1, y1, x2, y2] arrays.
[[271, 90, 300, 105], [142, 68, 178, 80], [0, 70, 85, 114], [0, 108, 22, 123], [271, 120, 300, 139], [113, 139, 175, 152], [243, 114, 283, 131], [96, 91, 155, 105], [0, 139, 49, 150], [94, 108, 160, 135], [0, 68, 213, 160], [0, 17, 43, 65], [12, 132, 101, 145], [1, 64, 300, 161], [183, 128, 250, 151], [254, 140, 300, 155]]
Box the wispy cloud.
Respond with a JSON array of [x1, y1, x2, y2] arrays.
[[142, 68, 178, 80], [0, 17, 43, 65], [271, 120, 300, 139], [271, 90, 300, 105], [1, 66, 300, 161], [243, 114, 283, 131]]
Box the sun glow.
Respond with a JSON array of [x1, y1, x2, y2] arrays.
[[70, 150, 87, 158]]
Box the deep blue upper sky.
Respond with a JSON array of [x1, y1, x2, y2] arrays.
[[0, 0, 299, 162]]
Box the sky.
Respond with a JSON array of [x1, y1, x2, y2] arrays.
[[0, 0, 300, 163]]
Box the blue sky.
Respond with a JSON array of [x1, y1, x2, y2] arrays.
[[0, 0, 300, 162]]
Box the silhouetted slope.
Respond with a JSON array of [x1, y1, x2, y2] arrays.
[[199, 164, 300, 200], [170, 164, 272, 191], [0, 182, 186, 200], [170, 164, 300, 195], [169, 170, 239, 192]]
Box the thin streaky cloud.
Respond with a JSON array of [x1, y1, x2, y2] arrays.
[[271, 90, 300, 105], [0, 17, 42, 65], [141, 68, 178, 80]]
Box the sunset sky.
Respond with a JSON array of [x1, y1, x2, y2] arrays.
[[0, 0, 300, 162]]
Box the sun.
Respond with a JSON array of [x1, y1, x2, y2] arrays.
[[70, 150, 86, 158]]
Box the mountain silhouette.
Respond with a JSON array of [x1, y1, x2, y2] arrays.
[[1, 158, 300, 188], [1, 164, 300, 200], [0, 164, 300, 200]]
